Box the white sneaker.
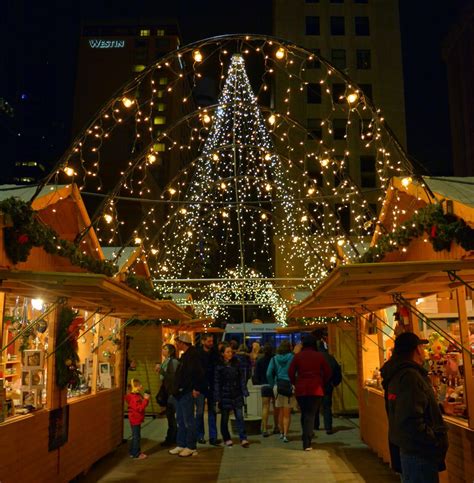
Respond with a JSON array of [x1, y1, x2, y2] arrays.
[[179, 447, 198, 457], [168, 446, 184, 455], [304, 447, 313, 451]]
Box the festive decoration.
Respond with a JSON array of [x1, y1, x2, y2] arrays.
[[0, 197, 116, 275], [360, 203, 474, 263], [55, 306, 82, 389]]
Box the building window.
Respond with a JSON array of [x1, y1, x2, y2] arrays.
[[156, 29, 165, 36], [306, 49, 321, 69], [133, 65, 146, 72], [359, 83, 373, 102], [332, 83, 346, 103], [356, 49, 371, 69], [308, 168, 323, 188], [156, 102, 166, 112], [355, 16, 370, 36], [330, 16, 345, 35], [156, 90, 165, 98], [306, 16, 320, 35], [305, 0, 320, 3], [355, 0, 368, 3], [335, 204, 351, 232], [330, 0, 344, 3], [153, 116, 166, 125], [307, 83, 322, 104], [159, 77, 168, 85], [153, 143, 166, 152], [140, 29, 150, 37], [360, 155, 376, 187], [307, 118, 322, 139], [333, 119, 346, 140], [331, 49, 346, 70]]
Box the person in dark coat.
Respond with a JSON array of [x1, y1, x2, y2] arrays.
[[196, 333, 220, 445], [380, 332, 448, 482], [214, 342, 250, 448], [253, 343, 279, 436], [169, 333, 205, 458], [288, 334, 332, 451]]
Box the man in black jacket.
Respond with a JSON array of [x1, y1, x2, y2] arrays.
[[380, 332, 448, 483], [169, 333, 205, 458]]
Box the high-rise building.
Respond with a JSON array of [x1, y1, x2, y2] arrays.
[[273, 0, 407, 195], [442, 4, 474, 177]]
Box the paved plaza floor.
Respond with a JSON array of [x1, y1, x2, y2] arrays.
[[76, 414, 399, 483]]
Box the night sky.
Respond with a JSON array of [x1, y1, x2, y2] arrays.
[[1, 0, 471, 179]]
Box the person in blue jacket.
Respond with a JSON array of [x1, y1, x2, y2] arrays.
[[266, 340, 294, 442]]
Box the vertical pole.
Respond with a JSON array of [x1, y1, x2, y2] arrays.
[[455, 286, 474, 429]]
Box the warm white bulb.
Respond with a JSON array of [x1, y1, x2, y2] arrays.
[[337, 239, 346, 246], [212, 153, 219, 161], [264, 153, 272, 161], [104, 214, 113, 224], [220, 182, 226, 189], [275, 47, 286, 60], [307, 187, 315, 195], [122, 97, 134, 108], [401, 177, 412, 188], [151, 248, 159, 255], [268, 114, 276, 125], [261, 213, 267, 220], [203, 114, 211, 124], [301, 215, 308, 222], [193, 50, 203, 62], [147, 153, 157, 164], [134, 237, 142, 245], [330, 256, 337, 264], [320, 158, 330, 168], [179, 208, 187, 214], [346, 92, 359, 104], [169, 188, 176, 195], [63, 166, 75, 177], [265, 183, 272, 191]]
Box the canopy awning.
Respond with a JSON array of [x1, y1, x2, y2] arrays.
[[0, 270, 191, 320], [288, 260, 474, 319], [171, 318, 223, 333]]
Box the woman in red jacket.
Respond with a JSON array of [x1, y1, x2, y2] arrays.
[[289, 335, 332, 451], [124, 378, 150, 459]]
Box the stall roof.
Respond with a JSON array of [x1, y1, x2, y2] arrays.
[[0, 270, 191, 320], [423, 177, 474, 209], [288, 260, 474, 318], [174, 318, 223, 333]]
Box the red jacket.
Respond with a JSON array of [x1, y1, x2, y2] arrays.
[[289, 348, 332, 397], [125, 392, 149, 425]]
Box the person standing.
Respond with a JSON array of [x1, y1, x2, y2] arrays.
[[253, 342, 279, 437], [380, 332, 448, 482], [214, 342, 250, 447], [288, 335, 331, 451], [157, 343, 179, 447], [169, 333, 205, 458], [196, 333, 220, 446], [124, 378, 150, 459], [314, 339, 342, 435], [266, 340, 294, 443]]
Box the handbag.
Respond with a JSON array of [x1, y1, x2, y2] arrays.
[[155, 384, 168, 406], [276, 378, 293, 397]]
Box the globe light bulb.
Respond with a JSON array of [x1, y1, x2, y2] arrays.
[[212, 153, 219, 161], [103, 214, 113, 224], [307, 187, 315, 195], [134, 237, 142, 245], [31, 298, 44, 311], [337, 239, 346, 246], [275, 47, 286, 60], [147, 153, 157, 164], [401, 177, 412, 188], [169, 187, 176, 195], [264, 153, 272, 161], [63, 166, 75, 177], [261, 213, 267, 220], [202, 114, 211, 124], [268, 114, 276, 125], [320, 158, 330, 168], [151, 248, 159, 255], [122, 97, 134, 108], [346, 92, 359, 104]]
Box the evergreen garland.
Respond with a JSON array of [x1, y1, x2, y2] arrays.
[[55, 306, 82, 389], [124, 272, 170, 300], [360, 203, 474, 263], [0, 197, 117, 276]]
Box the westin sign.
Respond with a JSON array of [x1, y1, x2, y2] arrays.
[[89, 40, 125, 49]]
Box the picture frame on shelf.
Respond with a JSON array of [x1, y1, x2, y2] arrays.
[[23, 350, 44, 369], [21, 370, 31, 389], [30, 369, 45, 389], [99, 362, 112, 389]]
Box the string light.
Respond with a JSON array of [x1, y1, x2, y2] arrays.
[[193, 50, 203, 62], [122, 97, 134, 108]]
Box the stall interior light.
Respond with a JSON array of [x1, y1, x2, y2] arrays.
[[31, 298, 44, 311]]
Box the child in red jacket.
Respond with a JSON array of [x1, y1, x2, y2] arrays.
[[125, 378, 150, 459]]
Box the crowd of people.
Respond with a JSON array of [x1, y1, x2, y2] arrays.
[[125, 331, 341, 458]]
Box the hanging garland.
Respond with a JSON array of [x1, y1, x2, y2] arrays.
[[124, 272, 171, 300], [360, 203, 474, 263], [0, 197, 116, 276], [55, 306, 83, 389]]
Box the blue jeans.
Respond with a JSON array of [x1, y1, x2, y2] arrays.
[[220, 406, 247, 441], [195, 393, 218, 440], [129, 424, 141, 457], [400, 453, 439, 483], [176, 392, 197, 450]]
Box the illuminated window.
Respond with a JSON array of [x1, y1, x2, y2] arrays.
[[153, 116, 166, 125], [156, 102, 165, 112], [140, 29, 150, 37], [153, 143, 166, 152], [133, 65, 146, 72], [159, 77, 168, 85], [157, 90, 165, 98], [156, 29, 165, 36]]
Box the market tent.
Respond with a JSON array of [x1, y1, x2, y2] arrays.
[[0, 270, 191, 320], [288, 259, 474, 318]]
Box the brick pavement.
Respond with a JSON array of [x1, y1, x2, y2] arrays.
[[76, 415, 399, 483]]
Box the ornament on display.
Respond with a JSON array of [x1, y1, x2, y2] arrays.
[[36, 319, 48, 333]]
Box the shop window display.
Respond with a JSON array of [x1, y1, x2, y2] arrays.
[[0, 296, 50, 421]]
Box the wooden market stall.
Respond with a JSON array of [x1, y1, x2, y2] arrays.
[[288, 192, 474, 483], [0, 185, 190, 482]]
